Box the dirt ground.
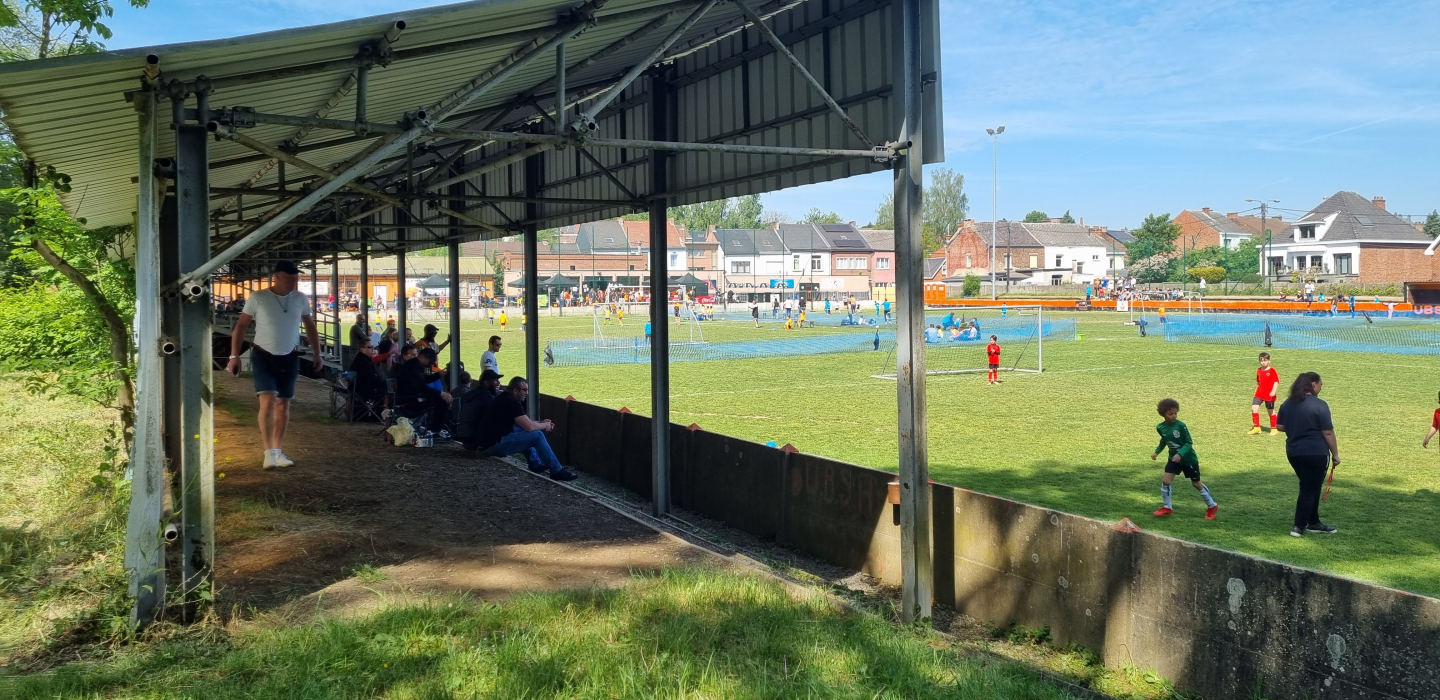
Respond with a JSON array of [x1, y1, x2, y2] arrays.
[[210, 371, 711, 619]]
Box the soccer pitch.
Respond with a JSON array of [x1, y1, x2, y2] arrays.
[[427, 308, 1440, 598]]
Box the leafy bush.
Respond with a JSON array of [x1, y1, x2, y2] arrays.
[[1239, 273, 1262, 284], [962, 274, 981, 297], [0, 283, 122, 405], [1186, 266, 1226, 283]]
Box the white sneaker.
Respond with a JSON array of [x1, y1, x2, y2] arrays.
[[273, 451, 295, 468], [262, 450, 278, 470]]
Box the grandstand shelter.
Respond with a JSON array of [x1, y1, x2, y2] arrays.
[[0, 0, 944, 624]]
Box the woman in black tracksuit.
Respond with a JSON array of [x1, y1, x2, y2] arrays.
[[1275, 372, 1341, 537]]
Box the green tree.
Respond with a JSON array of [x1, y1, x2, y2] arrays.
[[1059, 210, 1075, 224], [1023, 210, 1048, 223], [869, 193, 894, 229], [1424, 210, 1440, 239], [1126, 213, 1181, 263], [867, 167, 968, 255], [800, 207, 843, 224], [1, 0, 150, 60], [1224, 238, 1261, 278], [669, 195, 766, 231], [922, 168, 968, 256]]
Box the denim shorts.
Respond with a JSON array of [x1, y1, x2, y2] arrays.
[[251, 347, 299, 399]]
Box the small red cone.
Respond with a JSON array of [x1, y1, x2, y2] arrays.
[[781, 443, 799, 453], [565, 395, 575, 402], [1113, 518, 1142, 533], [687, 423, 702, 431], [619, 406, 632, 414]]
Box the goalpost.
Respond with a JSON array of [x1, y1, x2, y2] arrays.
[[590, 299, 706, 347], [872, 305, 1049, 379]]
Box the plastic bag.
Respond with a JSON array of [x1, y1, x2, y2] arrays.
[[386, 416, 415, 446]]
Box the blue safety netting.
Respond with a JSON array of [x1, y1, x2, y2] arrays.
[[546, 315, 1076, 367], [1162, 313, 1440, 355]]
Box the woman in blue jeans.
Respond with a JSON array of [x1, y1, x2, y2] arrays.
[[1276, 372, 1341, 537]]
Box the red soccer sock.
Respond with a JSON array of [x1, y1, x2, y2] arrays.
[[1270, 414, 1277, 429], [1252, 413, 1260, 427]]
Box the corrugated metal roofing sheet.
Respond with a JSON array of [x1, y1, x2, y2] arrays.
[[0, 0, 941, 273]]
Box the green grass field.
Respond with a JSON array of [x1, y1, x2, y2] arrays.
[[400, 307, 1440, 598], [6, 568, 1087, 699]]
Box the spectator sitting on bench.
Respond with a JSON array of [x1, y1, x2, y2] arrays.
[[453, 371, 474, 399], [395, 344, 452, 433], [474, 376, 577, 481], [348, 337, 388, 405], [459, 370, 514, 451]]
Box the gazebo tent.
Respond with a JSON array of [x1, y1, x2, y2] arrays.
[[416, 273, 451, 289], [0, 0, 944, 624], [539, 273, 580, 288], [667, 272, 709, 295]]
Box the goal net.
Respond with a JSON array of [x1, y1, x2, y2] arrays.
[[872, 305, 1076, 379]]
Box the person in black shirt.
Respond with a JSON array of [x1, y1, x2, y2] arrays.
[[346, 337, 387, 405], [1276, 371, 1341, 537], [394, 345, 452, 432], [475, 377, 576, 481], [458, 370, 503, 448]]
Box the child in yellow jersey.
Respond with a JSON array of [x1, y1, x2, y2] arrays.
[[617, 306, 625, 325], [499, 310, 509, 331]]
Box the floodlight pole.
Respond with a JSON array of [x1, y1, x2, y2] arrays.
[[894, 0, 932, 624]]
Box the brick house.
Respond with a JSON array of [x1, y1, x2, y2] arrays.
[[1174, 208, 1255, 250], [940, 220, 1108, 285], [941, 220, 1039, 282], [1266, 192, 1430, 283]]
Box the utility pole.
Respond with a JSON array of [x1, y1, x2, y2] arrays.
[[1246, 199, 1279, 296], [986, 126, 1005, 299]]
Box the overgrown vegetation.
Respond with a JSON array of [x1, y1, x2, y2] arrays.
[[0, 379, 132, 667], [4, 568, 1086, 699]]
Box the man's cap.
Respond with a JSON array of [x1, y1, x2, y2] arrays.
[[479, 369, 503, 382], [423, 323, 439, 333], [273, 260, 300, 275]]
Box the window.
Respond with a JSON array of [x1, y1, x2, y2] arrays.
[[1029, 255, 1038, 268], [876, 257, 890, 270], [1269, 256, 1284, 274], [793, 254, 802, 272], [1092, 254, 1100, 260], [1051, 275, 1063, 285], [834, 257, 869, 270], [1299, 225, 1316, 239], [604, 237, 615, 243], [731, 261, 751, 274], [965, 254, 972, 267], [569, 265, 576, 270], [1335, 253, 1353, 274], [811, 254, 822, 271], [1055, 254, 1063, 267], [1310, 255, 1323, 269], [1076, 262, 1084, 274]]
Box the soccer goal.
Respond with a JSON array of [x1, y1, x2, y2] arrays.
[[589, 301, 706, 347], [871, 305, 1072, 379]]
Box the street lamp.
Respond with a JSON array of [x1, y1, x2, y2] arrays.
[[1245, 199, 1280, 296], [986, 126, 1005, 300]]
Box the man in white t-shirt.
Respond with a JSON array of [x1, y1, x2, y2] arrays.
[[481, 335, 502, 375], [226, 261, 323, 469]]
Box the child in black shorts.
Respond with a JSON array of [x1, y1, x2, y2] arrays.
[[1151, 398, 1219, 520]]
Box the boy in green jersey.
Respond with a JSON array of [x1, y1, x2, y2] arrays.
[[1150, 398, 1219, 520]]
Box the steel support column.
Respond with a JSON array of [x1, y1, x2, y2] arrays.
[[124, 88, 167, 625], [647, 68, 671, 517], [448, 239, 462, 386], [396, 246, 407, 338], [175, 124, 216, 610], [359, 241, 370, 322], [523, 150, 542, 418], [331, 253, 341, 368], [892, 0, 931, 623]]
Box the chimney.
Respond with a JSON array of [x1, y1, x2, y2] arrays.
[[1202, 207, 1211, 214], [849, 220, 857, 227], [1227, 212, 1240, 221], [1373, 196, 1387, 211]]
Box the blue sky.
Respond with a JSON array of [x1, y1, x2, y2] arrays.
[[102, 0, 1440, 229]]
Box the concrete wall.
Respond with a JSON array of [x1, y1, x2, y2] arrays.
[[537, 395, 1440, 700]]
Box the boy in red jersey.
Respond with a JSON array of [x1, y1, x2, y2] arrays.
[[1249, 352, 1280, 435], [985, 335, 1001, 385]]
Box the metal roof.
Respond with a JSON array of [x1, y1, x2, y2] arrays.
[[0, 0, 942, 278]]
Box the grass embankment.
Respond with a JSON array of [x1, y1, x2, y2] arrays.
[[417, 310, 1440, 597], [0, 380, 131, 666], [7, 568, 1089, 699]]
